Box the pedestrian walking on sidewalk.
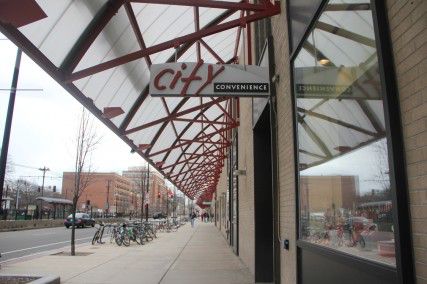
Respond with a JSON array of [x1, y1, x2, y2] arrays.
[[190, 210, 197, 228]]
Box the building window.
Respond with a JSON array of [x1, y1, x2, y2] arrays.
[[294, 0, 396, 267]]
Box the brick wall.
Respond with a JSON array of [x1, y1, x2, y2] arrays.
[[386, 0, 427, 282], [270, 2, 297, 283], [237, 97, 255, 276]]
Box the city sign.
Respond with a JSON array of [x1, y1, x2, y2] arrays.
[[150, 62, 270, 97]]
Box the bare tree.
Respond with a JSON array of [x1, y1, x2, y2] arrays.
[[70, 108, 101, 256], [4, 156, 14, 187], [372, 139, 390, 192]]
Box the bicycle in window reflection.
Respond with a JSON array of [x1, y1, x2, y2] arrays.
[[344, 217, 377, 248]]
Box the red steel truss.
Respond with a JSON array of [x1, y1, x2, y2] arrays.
[[0, 0, 280, 203]]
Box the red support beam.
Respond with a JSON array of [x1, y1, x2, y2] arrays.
[[128, 0, 268, 11], [161, 154, 212, 170], [246, 10, 252, 65], [180, 139, 229, 145], [125, 97, 227, 135], [205, 119, 228, 142], [160, 108, 221, 164], [173, 157, 223, 183], [119, 8, 236, 132], [194, 7, 201, 62], [171, 156, 222, 179], [173, 117, 232, 126], [183, 152, 225, 159], [190, 126, 235, 144], [177, 169, 219, 184], [199, 39, 225, 64], [174, 163, 218, 182], [233, 7, 245, 59], [164, 147, 223, 173], [148, 129, 230, 158], [66, 4, 280, 81]]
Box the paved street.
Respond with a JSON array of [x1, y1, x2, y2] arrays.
[[0, 223, 254, 284], [0, 226, 97, 262]]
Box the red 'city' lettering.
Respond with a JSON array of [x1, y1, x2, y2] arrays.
[[194, 65, 225, 95], [169, 63, 187, 89], [180, 60, 204, 96], [153, 61, 224, 96], [154, 68, 174, 90]]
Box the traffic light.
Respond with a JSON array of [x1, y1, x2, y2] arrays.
[[53, 186, 56, 193]]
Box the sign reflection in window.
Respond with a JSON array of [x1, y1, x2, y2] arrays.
[[294, 0, 396, 267]]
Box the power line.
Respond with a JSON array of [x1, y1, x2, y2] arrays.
[[0, 88, 43, 92], [9, 163, 62, 176], [15, 175, 62, 179], [10, 162, 40, 170]]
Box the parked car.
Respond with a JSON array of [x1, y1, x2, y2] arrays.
[[64, 213, 95, 228], [152, 212, 167, 219]]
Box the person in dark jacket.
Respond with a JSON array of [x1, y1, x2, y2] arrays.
[[190, 210, 197, 228]]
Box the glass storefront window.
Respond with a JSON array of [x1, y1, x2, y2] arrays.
[[294, 0, 396, 267]]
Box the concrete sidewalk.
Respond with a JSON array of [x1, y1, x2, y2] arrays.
[[0, 222, 253, 284]]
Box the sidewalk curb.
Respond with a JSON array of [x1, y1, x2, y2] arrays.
[[0, 274, 60, 284]]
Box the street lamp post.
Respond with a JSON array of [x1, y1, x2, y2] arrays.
[[0, 49, 22, 219]]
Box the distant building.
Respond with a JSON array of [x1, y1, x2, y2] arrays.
[[62, 172, 135, 215], [122, 167, 169, 216], [299, 175, 358, 213]]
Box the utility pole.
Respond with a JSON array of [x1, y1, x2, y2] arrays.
[[38, 166, 49, 219], [0, 49, 22, 218]]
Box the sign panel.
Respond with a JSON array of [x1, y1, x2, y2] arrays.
[[294, 64, 381, 100], [150, 62, 270, 97]]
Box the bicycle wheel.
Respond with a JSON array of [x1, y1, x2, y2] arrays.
[[136, 228, 145, 245], [145, 228, 154, 241], [122, 233, 131, 246], [92, 230, 100, 245], [114, 229, 124, 246], [151, 227, 157, 238]]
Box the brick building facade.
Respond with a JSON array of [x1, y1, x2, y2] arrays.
[[122, 167, 169, 216], [62, 172, 136, 216]]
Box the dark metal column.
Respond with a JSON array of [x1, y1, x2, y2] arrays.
[[0, 48, 22, 216], [145, 164, 150, 221]]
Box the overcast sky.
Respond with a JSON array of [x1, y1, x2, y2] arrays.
[[1, 37, 147, 192]]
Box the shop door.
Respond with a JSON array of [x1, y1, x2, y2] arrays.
[[253, 106, 274, 283]]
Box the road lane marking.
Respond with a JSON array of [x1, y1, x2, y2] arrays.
[[1, 236, 93, 255]]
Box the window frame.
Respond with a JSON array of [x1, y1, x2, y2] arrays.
[[287, 0, 415, 283]]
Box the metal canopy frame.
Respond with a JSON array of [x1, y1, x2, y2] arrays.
[[0, 0, 280, 203]]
